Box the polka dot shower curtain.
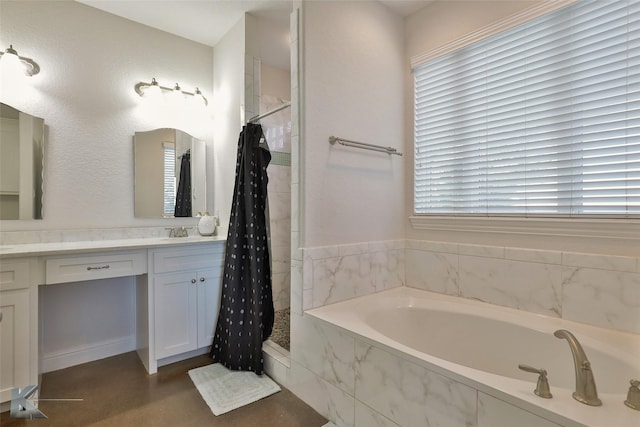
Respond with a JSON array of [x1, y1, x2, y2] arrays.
[[211, 122, 274, 374], [174, 150, 191, 217]]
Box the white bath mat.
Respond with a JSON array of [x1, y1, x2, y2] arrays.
[[188, 363, 281, 416], [322, 423, 338, 427]]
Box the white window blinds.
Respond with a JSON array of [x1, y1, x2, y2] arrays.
[[163, 142, 176, 218], [414, 0, 640, 217]]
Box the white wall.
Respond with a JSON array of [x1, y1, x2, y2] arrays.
[[0, 1, 214, 232], [301, 0, 405, 247], [39, 278, 136, 372], [249, 12, 291, 71], [212, 16, 245, 230], [405, 0, 538, 59]]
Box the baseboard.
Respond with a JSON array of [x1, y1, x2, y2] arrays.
[[41, 335, 136, 373], [263, 340, 290, 387], [157, 347, 210, 368]]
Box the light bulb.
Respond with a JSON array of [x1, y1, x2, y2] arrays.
[[194, 87, 208, 106], [170, 82, 184, 105], [145, 78, 162, 101], [0, 45, 26, 77]]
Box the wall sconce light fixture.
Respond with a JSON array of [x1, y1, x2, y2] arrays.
[[0, 45, 41, 76], [135, 78, 208, 106]]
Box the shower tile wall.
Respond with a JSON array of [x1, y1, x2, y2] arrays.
[[268, 163, 291, 311], [261, 94, 292, 313]]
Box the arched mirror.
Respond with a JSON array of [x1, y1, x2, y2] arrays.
[[0, 103, 45, 220], [133, 128, 206, 218]]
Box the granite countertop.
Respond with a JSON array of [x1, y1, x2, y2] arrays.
[[0, 235, 226, 258]]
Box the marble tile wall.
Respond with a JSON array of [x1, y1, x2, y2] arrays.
[[287, 237, 639, 425], [405, 240, 640, 335], [293, 237, 639, 335], [302, 240, 405, 310], [268, 164, 292, 311]]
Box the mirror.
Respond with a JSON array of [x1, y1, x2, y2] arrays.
[[134, 128, 206, 218], [0, 103, 45, 220]]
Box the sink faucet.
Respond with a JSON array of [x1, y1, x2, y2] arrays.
[[554, 329, 602, 406], [166, 226, 189, 238]]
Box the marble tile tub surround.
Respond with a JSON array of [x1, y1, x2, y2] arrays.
[[302, 240, 406, 310], [299, 238, 638, 334], [289, 309, 579, 427], [406, 240, 640, 335]]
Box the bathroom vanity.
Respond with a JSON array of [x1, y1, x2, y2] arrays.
[[0, 236, 225, 409]]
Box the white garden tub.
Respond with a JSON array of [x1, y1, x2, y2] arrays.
[[307, 287, 640, 427]]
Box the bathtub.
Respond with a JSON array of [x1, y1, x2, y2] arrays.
[[306, 287, 640, 427]]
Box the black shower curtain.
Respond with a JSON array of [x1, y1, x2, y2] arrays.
[[174, 151, 191, 217], [211, 123, 274, 374]]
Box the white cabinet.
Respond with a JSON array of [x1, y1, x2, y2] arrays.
[[151, 245, 223, 362], [197, 268, 222, 348], [0, 238, 226, 380], [0, 259, 37, 407], [45, 250, 146, 284]]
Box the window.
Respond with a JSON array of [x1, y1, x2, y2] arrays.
[[414, 0, 639, 218], [163, 142, 176, 218]]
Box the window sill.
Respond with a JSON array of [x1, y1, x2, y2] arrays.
[[409, 216, 640, 241]]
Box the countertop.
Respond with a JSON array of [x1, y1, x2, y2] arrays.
[[0, 235, 226, 258]]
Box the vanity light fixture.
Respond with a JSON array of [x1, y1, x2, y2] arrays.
[[134, 78, 208, 106], [0, 45, 40, 76]]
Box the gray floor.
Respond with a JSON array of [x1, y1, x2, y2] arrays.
[[1, 351, 326, 427]]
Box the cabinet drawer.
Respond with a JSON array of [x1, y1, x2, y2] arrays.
[[0, 260, 30, 291], [45, 251, 146, 285], [153, 244, 224, 274]]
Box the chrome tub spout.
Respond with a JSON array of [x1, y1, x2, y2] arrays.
[[554, 329, 602, 406]]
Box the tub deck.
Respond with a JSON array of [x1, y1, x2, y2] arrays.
[[306, 287, 640, 427]]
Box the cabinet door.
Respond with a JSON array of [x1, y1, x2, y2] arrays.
[[0, 288, 30, 404], [154, 272, 197, 359], [196, 268, 222, 348]]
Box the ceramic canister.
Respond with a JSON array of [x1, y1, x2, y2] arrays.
[[197, 212, 216, 236]]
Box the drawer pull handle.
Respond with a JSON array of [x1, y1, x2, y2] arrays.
[[87, 265, 110, 271], [191, 278, 197, 284], [199, 277, 205, 282]]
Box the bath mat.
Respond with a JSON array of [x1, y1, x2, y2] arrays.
[[322, 423, 337, 427], [188, 363, 281, 416]]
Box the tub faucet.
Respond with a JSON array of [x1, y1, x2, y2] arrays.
[[554, 329, 602, 406]]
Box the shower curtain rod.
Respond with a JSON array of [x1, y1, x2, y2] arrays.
[[329, 136, 403, 156], [247, 102, 291, 124]]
